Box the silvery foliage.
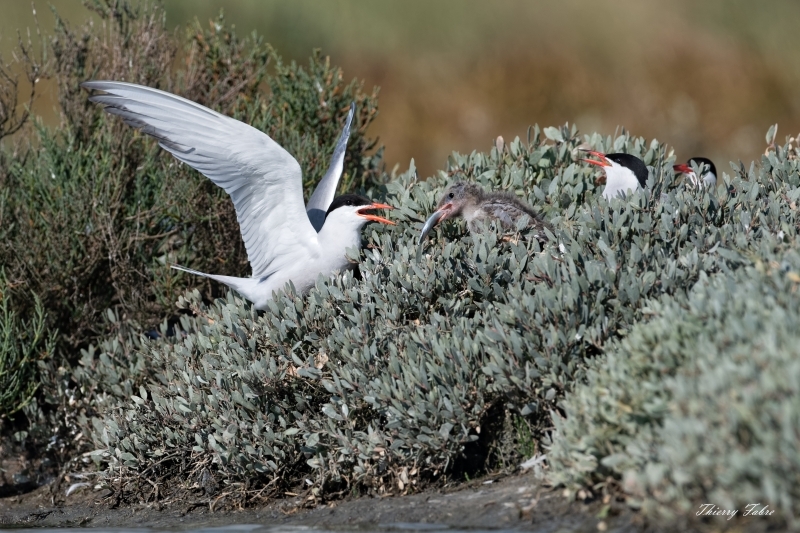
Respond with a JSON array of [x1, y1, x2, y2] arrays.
[[547, 140, 800, 525], [78, 123, 798, 505]]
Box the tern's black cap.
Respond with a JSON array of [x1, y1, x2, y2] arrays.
[[325, 194, 373, 219], [607, 153, 648, 187], [688, 157, 717, 177]]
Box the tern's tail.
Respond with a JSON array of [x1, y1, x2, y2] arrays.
[[171, 264, 273, 309], [171, 264, 211, 278], [171, 264, 253, 293]]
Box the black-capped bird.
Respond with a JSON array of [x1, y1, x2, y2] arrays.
[[84, 81, 394, 310], [582, 150, 648, 200], [674, 157, 717, 189]]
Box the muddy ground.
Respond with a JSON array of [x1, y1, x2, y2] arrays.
[[7, 470, 778, 532], [0, 471, 640, 532], [0, 444, 785, 532]]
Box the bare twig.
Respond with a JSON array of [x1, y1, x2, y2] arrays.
[[0, 3, 49, 141]]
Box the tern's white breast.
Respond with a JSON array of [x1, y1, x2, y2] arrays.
[[603, 163, 642, 200]]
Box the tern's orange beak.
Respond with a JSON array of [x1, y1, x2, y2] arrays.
[[673, 164, 693, 174], [358, 203, 395, 225], [581, 150, 611, 168]]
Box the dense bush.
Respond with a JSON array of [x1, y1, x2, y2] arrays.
[[70, 121, 790, 516], [547, 251, 800, 526], [0, 0, 382, 473], [66, 120, 799, 529], [546, 141, 800, 526]]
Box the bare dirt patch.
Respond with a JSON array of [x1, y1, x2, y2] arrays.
[[1, 471, 684, 532]]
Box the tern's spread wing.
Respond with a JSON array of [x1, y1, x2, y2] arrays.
[[305, 102, 356, 232], [83, 80, 319, 279]]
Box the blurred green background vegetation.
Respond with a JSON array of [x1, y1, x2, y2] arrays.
[[3, 0, 800, 177]]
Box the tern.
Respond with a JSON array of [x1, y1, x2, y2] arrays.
[[83, 81, 394, 310], [582, 150, 648, 200], [418, 182, 551, 244], [673, 157, 717, 189]]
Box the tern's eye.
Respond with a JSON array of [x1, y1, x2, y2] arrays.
[[448, 192, 454, 199]]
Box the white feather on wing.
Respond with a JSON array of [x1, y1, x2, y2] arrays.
[[82, 80, 321, 280]]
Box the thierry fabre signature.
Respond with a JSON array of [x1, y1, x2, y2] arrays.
[[697, 503, 775, 520]]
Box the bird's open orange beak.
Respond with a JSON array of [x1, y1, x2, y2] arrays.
[[673, 164, 693, 174], [358, 203, 395, 225], [581, 150, 611, 184], [581, 150, 611, 168]]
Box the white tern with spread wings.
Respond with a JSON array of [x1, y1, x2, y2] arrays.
[[84, 81, 394, 309]]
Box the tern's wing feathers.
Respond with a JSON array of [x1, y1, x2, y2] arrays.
[[305, 102, 356, 232], [83, 80, 320, 279]]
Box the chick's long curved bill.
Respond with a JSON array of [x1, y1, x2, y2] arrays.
[[418, 209, 446, 245]]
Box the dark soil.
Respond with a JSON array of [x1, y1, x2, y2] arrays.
[[0, 426, 604, 530], [0, 471, 639, 531], [0, 444, 779, 532], [2, 475, 788, 532]]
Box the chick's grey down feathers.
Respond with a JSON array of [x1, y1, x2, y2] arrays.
[[440, 182, 548, 231], [434, 181, 551, 236]]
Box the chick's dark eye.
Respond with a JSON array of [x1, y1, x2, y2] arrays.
[[448, 192, 454, 198]]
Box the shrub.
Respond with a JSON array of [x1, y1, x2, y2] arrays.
[[0, 1, 382, 466], [546, 138, 800, 526], [73, 122, 799, 515], [0, 277, 56, 420], [547, 250, 800, 527]]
